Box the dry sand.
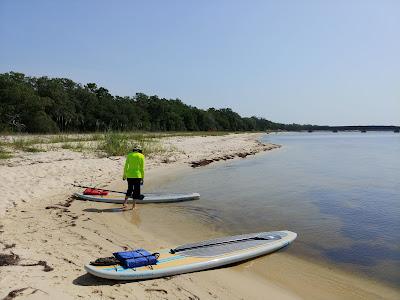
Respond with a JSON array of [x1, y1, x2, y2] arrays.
[[0, 133, 398, 299]]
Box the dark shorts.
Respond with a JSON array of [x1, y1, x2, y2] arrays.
[[126, 178, 141, 199]]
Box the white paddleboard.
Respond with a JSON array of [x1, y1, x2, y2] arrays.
[[74, 192, 200, 204], [85, 230, 297, 280]]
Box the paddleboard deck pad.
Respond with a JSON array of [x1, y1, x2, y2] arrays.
[[74, 192, 200, 204], [85, 230, 297, 280]]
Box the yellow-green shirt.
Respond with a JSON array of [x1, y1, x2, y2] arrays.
[[123, 152, 145, 179]]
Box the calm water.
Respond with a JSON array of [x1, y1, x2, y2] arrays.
[[156, 132, 400, 286]]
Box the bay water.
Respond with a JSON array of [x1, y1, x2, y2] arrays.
[[149, 132, 400, 286]]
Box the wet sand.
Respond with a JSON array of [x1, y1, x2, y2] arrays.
[[0, 133, 399, 299]]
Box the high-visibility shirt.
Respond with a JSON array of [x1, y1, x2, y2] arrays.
[[123, 152, 145, 179]]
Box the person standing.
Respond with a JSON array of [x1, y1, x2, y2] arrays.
[[122, 148, 144, 210]]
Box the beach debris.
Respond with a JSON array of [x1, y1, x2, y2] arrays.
[[57, 197, 75, 207], [145, 288, 168, 294], [0, 252, 53, 272], [2, 287, 46, 300], [0, 252, 20, 266], [3, 243, 16, 250], [2, 287, 29, 300], [190, 152, 254, 167], [92, 289, 104, 297], [176, 286, 200, 300], [20, 260, 54, 272], [45, 206, 69, 212], [189, 144, 281, 168], [190, 159, 214, 168], [62, 257, 78, 266]]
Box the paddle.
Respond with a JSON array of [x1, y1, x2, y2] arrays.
[[170, 234, 277, 254], [71, 183, 145, 201], [71, 183, 126, 195]]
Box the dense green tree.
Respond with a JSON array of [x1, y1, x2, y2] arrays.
[[3, 71, 393, 133]]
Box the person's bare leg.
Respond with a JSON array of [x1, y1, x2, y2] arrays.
[[131, 199, 136, 210], [122, 196, 128, 209]]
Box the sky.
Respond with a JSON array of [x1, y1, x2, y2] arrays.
[[0, 0, 399, 126]]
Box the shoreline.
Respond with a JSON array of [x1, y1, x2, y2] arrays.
[[0, 132, 399, 299]]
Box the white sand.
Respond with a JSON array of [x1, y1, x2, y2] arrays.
[[0, 133, 398, 299]]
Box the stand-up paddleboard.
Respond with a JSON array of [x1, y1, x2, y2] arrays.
[[85, 230, 297, 280], [73, 192, 200, 204]]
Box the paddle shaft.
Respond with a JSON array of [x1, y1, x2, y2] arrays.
[[170, 236, 267, 254]]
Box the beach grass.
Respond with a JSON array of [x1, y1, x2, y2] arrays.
[[0, 131, 237, 155], [10, 138, 43, 152], [98, 132, 168, 157], [60, 141, 86, 152], [0, 146, 12, 159], [98, 132, 130, 156], [46, 133, 104, 144]]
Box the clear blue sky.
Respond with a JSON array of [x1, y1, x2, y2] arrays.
[[1, 0, 399, 126]]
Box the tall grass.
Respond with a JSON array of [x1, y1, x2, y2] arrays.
[[10, 138, 43, 152], [0, 146, 12, 159], [1, 131, 233, 155], [47, 133, 104, 144], [98, 132, 167, 157], [98, 132, 130, 156], [60, 141, 86, 152], [4, 134, 104, 153]]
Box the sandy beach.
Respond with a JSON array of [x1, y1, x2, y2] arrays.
[[0, 133, 399, 300]]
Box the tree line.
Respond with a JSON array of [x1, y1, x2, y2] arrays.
[[0, 72, 338, 133]]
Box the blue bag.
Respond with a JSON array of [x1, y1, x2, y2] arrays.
[[113, 249, 159, 269], [113, 249, 152, 260], [124, 255, 158, 268]]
